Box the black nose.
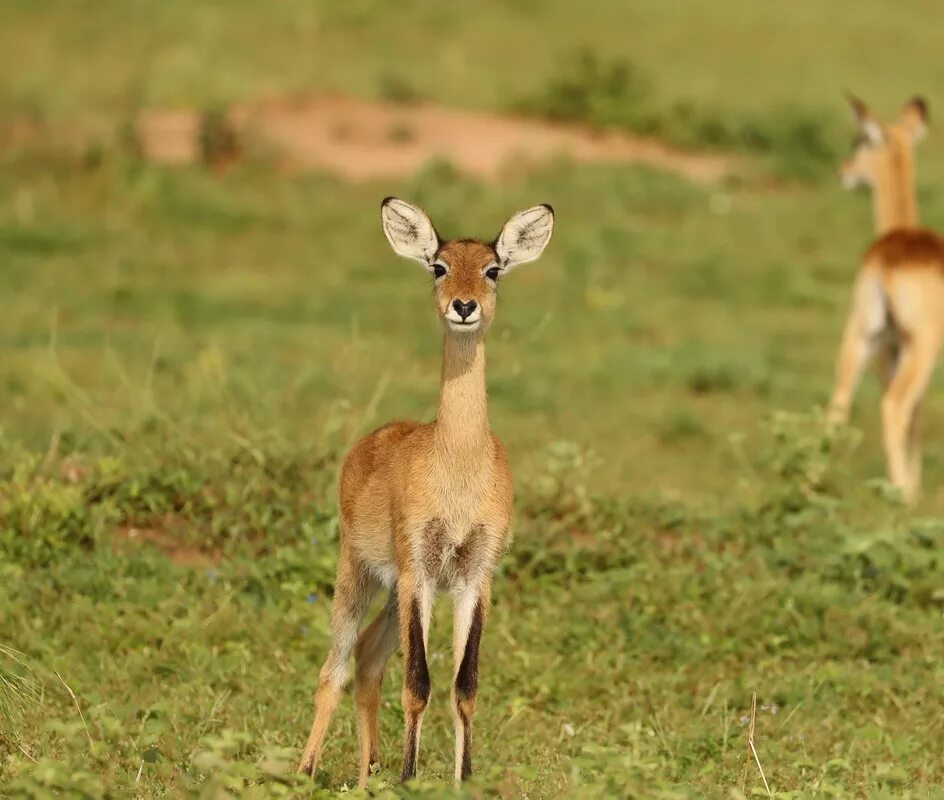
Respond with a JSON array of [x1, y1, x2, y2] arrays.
[[452, 299, 477, 320]]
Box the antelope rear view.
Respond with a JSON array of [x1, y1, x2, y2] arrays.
[[297, 198, 555, 785], [829, 95, 944, 501]]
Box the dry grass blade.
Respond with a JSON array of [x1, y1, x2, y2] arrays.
[[17, 742, 38, 762], [55, 670, 94, 747], [747, 691, 772, 798], [0, 644, 40, 733]]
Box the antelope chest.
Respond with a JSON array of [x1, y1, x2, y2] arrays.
[[417, 516, 496, 589]]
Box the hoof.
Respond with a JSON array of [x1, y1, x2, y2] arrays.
[[297, 754, 315, 777]]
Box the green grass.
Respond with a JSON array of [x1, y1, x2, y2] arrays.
[[4, 2, 944, 798], [4, 1, 944, 123], [4, 0, 944, 180]]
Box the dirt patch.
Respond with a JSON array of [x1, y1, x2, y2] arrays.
[[136, 93, 733, 183], [0, 118, 43, 151], [135, 109, 204, 167], [115, 521, 220, 569]]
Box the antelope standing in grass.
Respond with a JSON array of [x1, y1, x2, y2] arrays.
[[298, 198, 554, 785], [829, 95, 944, 501]]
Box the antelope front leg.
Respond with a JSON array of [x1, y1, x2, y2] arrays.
[[398, 574, 433, 783], [829, 313, 875, 425], [452, 581, 490, 783], [829, 271, 887, 425]]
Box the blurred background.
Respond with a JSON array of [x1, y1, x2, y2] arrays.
[[2, 2, 944, 797]]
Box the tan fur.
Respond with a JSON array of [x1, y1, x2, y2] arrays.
[[830, 95, 942, 501], [841, 95, 927, 233], [299, 200, 552, 786]]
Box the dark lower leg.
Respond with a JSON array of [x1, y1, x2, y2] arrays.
[[400, 594, 430, 782], [453, 594, 485, 782]]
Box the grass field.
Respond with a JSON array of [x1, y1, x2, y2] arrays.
[[3, 2, 944, 798]]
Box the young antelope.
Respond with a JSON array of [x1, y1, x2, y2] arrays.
[[829, 94, 944, 501], [298, 197, 555, 785]]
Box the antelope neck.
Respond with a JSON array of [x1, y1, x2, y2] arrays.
[[434, 331, 490, 463], [874, 147, 918, 233]]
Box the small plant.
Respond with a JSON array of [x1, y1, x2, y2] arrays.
[[377, 72, 423, 105], [658, 407, 708, 443], [386, 122, 416, 143], [744, 409, 861, 515], [513, 49, 654, 132], [199, 108, 240, 169]]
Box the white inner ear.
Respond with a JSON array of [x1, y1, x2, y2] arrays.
[[381, 198, 439, 265], [862, 119, 885, 145], [494, 205, 554, 272]]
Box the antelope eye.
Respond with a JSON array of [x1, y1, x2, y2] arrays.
[[432, 264, 447, 279], [485, 266, 501, 281]]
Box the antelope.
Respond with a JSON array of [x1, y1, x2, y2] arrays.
[[297, 198, 554, 785], [829, 94, 944, 501]]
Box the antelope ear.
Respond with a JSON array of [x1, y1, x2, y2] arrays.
[[494, 204, 554, 272], [901, 96, 929, 142], [381, 197, 440, 265], [846, 92, 884, 144]]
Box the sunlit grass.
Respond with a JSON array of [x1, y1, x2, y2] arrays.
[[3, 2, 944, 797]]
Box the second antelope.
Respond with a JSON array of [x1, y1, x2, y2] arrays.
[[829, 94, 944, 501], [298, 198, 555, 785]]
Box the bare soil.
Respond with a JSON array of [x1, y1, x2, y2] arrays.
[[114, 522, 220, 569], [136, 93, 733, 183]]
